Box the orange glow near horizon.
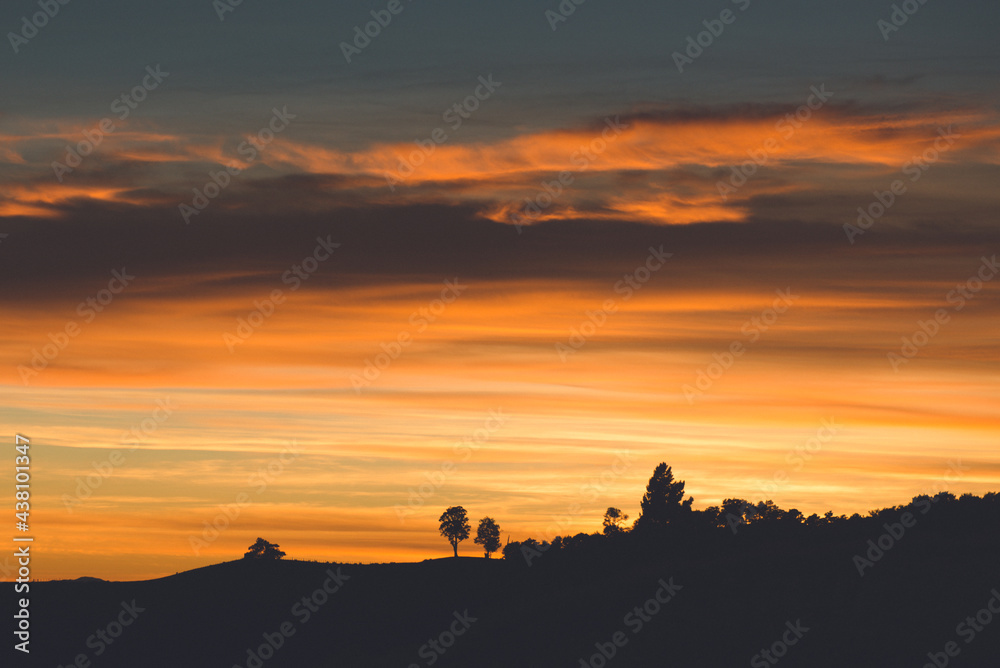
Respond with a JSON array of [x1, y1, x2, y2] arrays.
[[3, 272, 999, 581]]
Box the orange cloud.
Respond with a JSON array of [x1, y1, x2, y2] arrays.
[[3, 107, 998, 226]]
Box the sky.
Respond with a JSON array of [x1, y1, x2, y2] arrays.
[[1, 0, 999, 580]]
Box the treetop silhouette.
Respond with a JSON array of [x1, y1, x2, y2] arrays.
[[634, 462, 693, 531], [475, 516, 502, 558], [602, 507, 629, 535], [439, 506, 471, 557], [243, 537, 286, 560]]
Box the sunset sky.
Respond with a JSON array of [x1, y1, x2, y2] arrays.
[[2, 0, 999, 581]]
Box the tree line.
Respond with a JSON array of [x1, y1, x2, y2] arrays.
[[239, 461, 997, 563], [436, 462, 1000, 564], [436, 462, 698, 558]]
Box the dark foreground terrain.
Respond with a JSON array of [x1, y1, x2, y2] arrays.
[[13, 507, 1000, 667]]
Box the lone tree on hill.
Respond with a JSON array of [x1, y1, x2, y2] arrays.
[[634, 463, 693, 530], [243, 537, 286, 560], [439, 506, 471, 557], [474, 517, 502, 558]]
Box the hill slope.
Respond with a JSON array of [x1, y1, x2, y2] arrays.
[[15, 518, 1000, 667]]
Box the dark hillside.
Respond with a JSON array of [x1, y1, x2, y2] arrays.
[[20, 505, 1000, 667]]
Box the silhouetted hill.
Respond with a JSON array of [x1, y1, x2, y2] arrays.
[[12, 486, 1000, 667], [16, 505, 1000, 667]]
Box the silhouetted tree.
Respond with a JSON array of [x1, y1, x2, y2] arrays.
[[934, 491, 957, 504], [720, 497, 751, 530], [781, 508, 804, 526], [474, 517, 502, 558], [958, 493, 978, 506], [634, 463, 693, 530], [754, 499, 783, 523], [602, 507, 629, 535], [438, 506, 471, 557], [243, 537, 285, 560]]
